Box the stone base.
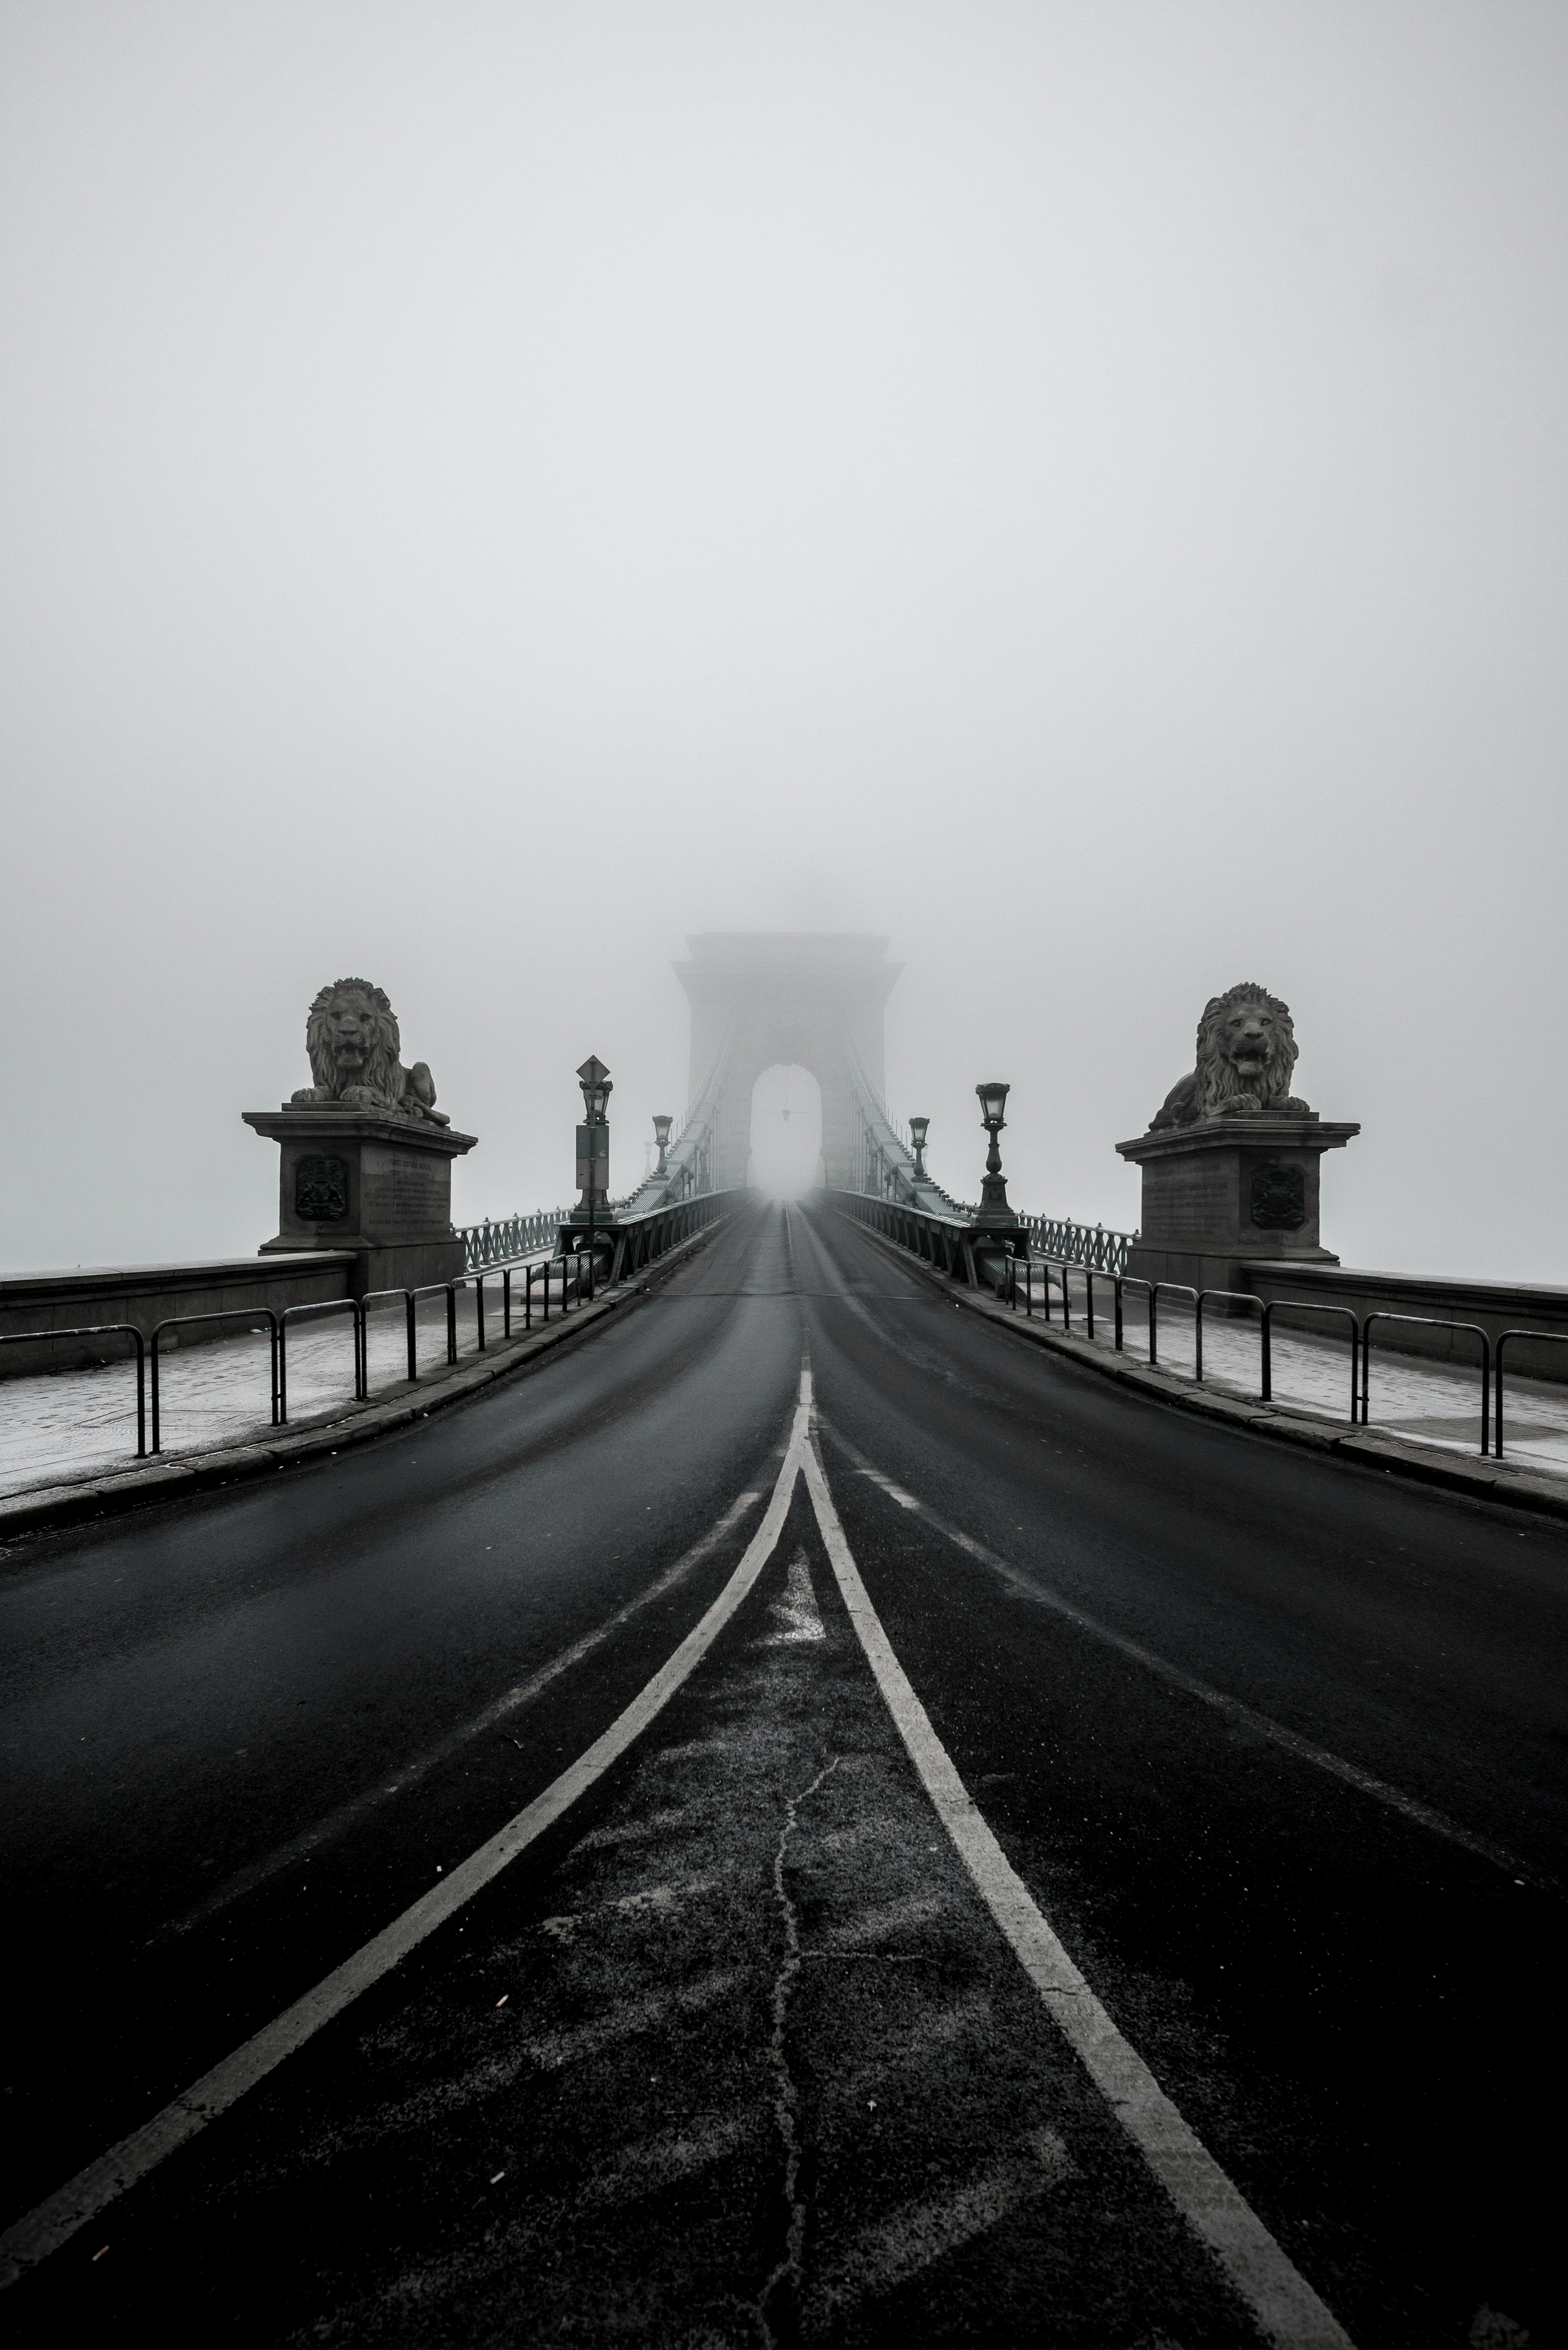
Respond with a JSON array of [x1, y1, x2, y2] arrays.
[[245, 1107, 477, 1299], [1115, 1115, 1359, 1297], [1122, 1241, 1338, 1299], [332, 1236, 467, 1298]]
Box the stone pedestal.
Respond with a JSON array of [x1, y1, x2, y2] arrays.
[[244, 1108, 477, 1296], [1115, 1116, 1360, 1295]]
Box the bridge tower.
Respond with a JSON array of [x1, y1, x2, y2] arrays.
[[673, 934, 902, 1192]]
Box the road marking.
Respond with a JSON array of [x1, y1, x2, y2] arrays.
[[0, 1390, 815, 2289], [827, 1426, 1555, 1898], [158, 1487, 767, 1941], [798, 1402, 1357, 2350], [761, 1548, 826, 1644]]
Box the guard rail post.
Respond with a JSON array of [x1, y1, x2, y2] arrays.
[[151, 1307, 280, 1455], [1361, 1311, 1489, 1455], [1259, 1299, 1361, 1422], [277, 1295, 364, 1423], [1495, 1329, 1568, 1459], [0, 1324, 147, 1460], [359, 1289, 419, 1391], [1192, 1290, 1265, 1388]]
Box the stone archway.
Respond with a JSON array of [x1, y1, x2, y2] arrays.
[[673, 934, 902, 1192]]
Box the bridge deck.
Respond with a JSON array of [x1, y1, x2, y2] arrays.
[[2, 1201, 1562, 2345]]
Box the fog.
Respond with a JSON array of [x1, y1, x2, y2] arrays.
[[2, 4, 1564, 1278]]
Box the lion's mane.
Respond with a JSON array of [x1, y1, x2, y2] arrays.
[[304, 978, 405, 1108], [290, 977, 448, 1123], [1149, 982, 1311, 1130]]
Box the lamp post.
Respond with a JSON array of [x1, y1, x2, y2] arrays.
[[908, 1116, 930, 1184], [972, 1081, 1019, 1228], [575, 1055, 614, 1265], [652, 1114, 672, 1181], [969, 1080, 1022, 1293]]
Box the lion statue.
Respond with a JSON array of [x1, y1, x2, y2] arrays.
[[289, 977, 450, 1126], [1149, 982, 1314, 1130]]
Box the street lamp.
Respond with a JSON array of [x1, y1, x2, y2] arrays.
[[972, 1081, 1018, 1228], [652, 1114, 672, 1179], [575, 1056, 614, 1261], [578, 1057, 612, 1124], [908, 1116, 930, 1183]]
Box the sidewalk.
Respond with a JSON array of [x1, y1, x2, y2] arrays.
[[4, 1250, 1565, 1506], [1033, 1266, 1568, 1479], [0, 1281, 555, 1503]]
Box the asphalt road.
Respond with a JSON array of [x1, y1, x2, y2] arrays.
[[1, 1200, 1563, 2347]]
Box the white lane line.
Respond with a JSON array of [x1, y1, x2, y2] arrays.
[[798, 1414, 1357, 2350], [158, 1488, 765, 1941], [0, 1380, 816, 2289], [827, 1425, 1553, 1898]]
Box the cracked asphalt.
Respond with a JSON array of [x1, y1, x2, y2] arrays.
[[2, 1201, 1563, 2346]]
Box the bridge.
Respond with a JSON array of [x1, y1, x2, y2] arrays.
[[1, 941, 1564, 2350]]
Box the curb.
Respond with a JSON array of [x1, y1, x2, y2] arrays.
[[841, 1214, 1568, 1528], [0, 1220, 728, 1543]]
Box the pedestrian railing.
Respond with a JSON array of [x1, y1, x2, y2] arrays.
[[844, 1191, 1565, 1467], [1496, 1330, 1568, 1459], [557, 1189, 740, 1287], [1361, 1312, 1492, 1458], [3, 1192, 741, 1475], [832, 1189, 990, 1281], [151, 1308, 280, 1454], [456, 1208, 568, 1274], [1018, 1214, 1136, 1277], [279, 1297, 365, 1425], [0, 1324, 148, 1458], [1264, 1299, 1361, 1425]]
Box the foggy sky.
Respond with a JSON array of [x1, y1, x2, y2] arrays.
[[3, 3, 1564, 1279]]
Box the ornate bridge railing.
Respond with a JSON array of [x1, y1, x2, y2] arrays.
[[832, 1190, 979, 1278], [588, 1187, 741, 1283], [1018, 1216, 1136, 1277], [458, 1208, 569, 1273]]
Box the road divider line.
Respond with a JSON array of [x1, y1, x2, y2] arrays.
[[0, 1382, 816, 2289], [798, 1406, 1357, 2350], [824, 1421, 1553, 1898], [158, 1489, 766, 1941]]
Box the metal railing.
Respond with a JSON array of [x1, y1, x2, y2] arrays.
[[847, 1194, 1565, 1468], [1018, 1215, 1136, 1277], [279, 1297, 365, 1424], [834, 1188, 983, 1280], [0, 1324, 147, 1459], [1016, 1265, 1483, 1451], [151, 1308, 280, 1454], [558, 1188, 739, 1284], [4, 1187, 740, 1484], [1361, 1312, 1491, 1458], [1496, 1330, 1568, 1460], [457, 1207, 568, 1274]]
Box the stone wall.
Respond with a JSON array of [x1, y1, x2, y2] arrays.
[[1246, 1261, 1568, 1384], [0, 1253, 356, 1378]]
